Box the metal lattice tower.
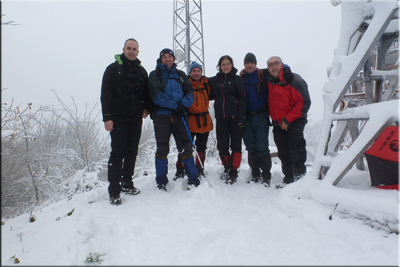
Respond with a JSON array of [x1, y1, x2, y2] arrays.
[[173, 0, 205, 74], [312, 0, 399, 186]]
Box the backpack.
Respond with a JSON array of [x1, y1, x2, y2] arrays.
[[242, 69, 268, 99], [156, 68, 188, 93]]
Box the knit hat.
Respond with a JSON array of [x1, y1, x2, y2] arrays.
[[244, 52, 257, 65], [159, 48, 175, 60], [189, 61, 203, 74]]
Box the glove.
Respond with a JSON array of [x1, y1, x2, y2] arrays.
[[175, 104, 187, 117]]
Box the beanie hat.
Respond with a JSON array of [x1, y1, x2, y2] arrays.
[[159, 48, 175, 60], [244, 52, 257, 65], [189, 61, 203, 74]]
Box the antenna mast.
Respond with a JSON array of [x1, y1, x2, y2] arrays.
[[173, 0, 205, 74]]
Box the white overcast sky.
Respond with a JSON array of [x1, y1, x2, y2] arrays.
[[2, 0, 342, 122]]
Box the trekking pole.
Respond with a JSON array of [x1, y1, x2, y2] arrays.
[[181, 117, 206, 173]]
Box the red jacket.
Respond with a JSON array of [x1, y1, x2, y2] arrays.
[[267, 65, 311, 126]]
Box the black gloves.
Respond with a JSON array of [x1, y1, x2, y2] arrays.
[[175, 104, 187, 117]]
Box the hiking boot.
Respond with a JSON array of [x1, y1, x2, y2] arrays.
[[220, 167, 230, 180], [121, 186, 140, 195], [275, 182, 287, 189], [247, 168, 261, 183], [196, 165, 206, 178], [109, 195, 122, 205], [260, 171, 271, 187], [260, 179, 270, 187], [173, 171, 186, 181], [225, 169, 238, 185], [157, 183, 167, 192]]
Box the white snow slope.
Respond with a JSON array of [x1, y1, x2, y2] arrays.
[[1, 157, 398, 266]]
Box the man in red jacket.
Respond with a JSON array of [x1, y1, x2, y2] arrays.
[[267, 56, 311, 188]]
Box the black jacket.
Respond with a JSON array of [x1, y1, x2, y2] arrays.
[[208, 67, 246, 124], [100, 53, 152, 122]]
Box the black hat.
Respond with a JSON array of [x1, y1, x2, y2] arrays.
[[244, 52, 257, 65], [159, 48, 175, 60]]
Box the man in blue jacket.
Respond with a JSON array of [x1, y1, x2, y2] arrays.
[[148, 48, 200, 191], [241, 53, 272, 187]]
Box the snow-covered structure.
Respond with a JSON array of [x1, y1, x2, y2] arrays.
[[310, 0, 399, 186]]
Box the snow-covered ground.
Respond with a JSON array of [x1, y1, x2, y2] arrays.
[[2, 156, 398, 265]]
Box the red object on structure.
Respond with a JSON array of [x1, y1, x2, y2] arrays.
[[365, 126, 399, 191]]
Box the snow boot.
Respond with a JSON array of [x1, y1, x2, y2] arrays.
[[173, 153, 186, 180], [109, 195, 122, 205], [260, 171, 271, 187], [247, 168, 261, 183], [155, 155, 169, 189], [276, 176, 294, 189], [219, 154, 231, 180], [225, 168, 238, 185], [157, 183, 168, 192], [121, 180, 140, 195], [182, 154, 200, 188]]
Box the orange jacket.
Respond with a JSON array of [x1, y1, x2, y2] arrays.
[[188, 76, 213, 133]]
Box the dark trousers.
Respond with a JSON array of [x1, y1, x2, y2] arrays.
[[216, 116, 243, 156], [243, 111, 270, 156], [273, 118, 307, 183], [153, 115, 197, 185], [155, 115, 193, 157], [174, 131, 209, 171], [108, 116, 143, 196]]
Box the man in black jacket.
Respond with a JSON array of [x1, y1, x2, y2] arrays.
[[100, 38, 152, 205]]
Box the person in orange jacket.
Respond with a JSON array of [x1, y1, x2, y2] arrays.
[[173, 61, 213, 179]]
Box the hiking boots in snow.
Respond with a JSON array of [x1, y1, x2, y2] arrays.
[[157, 183, 168, 192], [225, 169, 238, 185], [172, 170, 186, 181], [121, 186, 140, 195], [260, 171, 271, 187], [121, 181, 140, 195], [109, 195, 122, 205], [220, 167, 231, 180], [247, 168, 261, 183]]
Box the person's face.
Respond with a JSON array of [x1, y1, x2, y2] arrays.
[[123, 40, 139, 61], [161, 53, 174, 68], [244, 62, 257, 73], [190, 68, 202, 81], [267, 57, 283, 78], [220, 59, 232, 74]]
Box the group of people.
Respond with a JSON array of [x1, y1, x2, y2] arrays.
[[100, 38, 311, 205]]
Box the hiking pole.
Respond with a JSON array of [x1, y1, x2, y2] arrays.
[[181, 117, 206, 174]]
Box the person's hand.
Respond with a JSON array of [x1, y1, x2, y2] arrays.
[[175, 105, 187, 117], [280, 121, 289, 131], [104, 120, 113, 132], [142, 109, 149, 119], [239, 68, 245, 75]]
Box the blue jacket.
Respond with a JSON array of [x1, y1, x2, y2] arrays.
[[148, 63, 194, 117], [242, 68, 268, 114]]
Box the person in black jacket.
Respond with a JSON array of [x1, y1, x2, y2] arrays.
[[208, 55, 246, 184], [100, 38, 152, 205]]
